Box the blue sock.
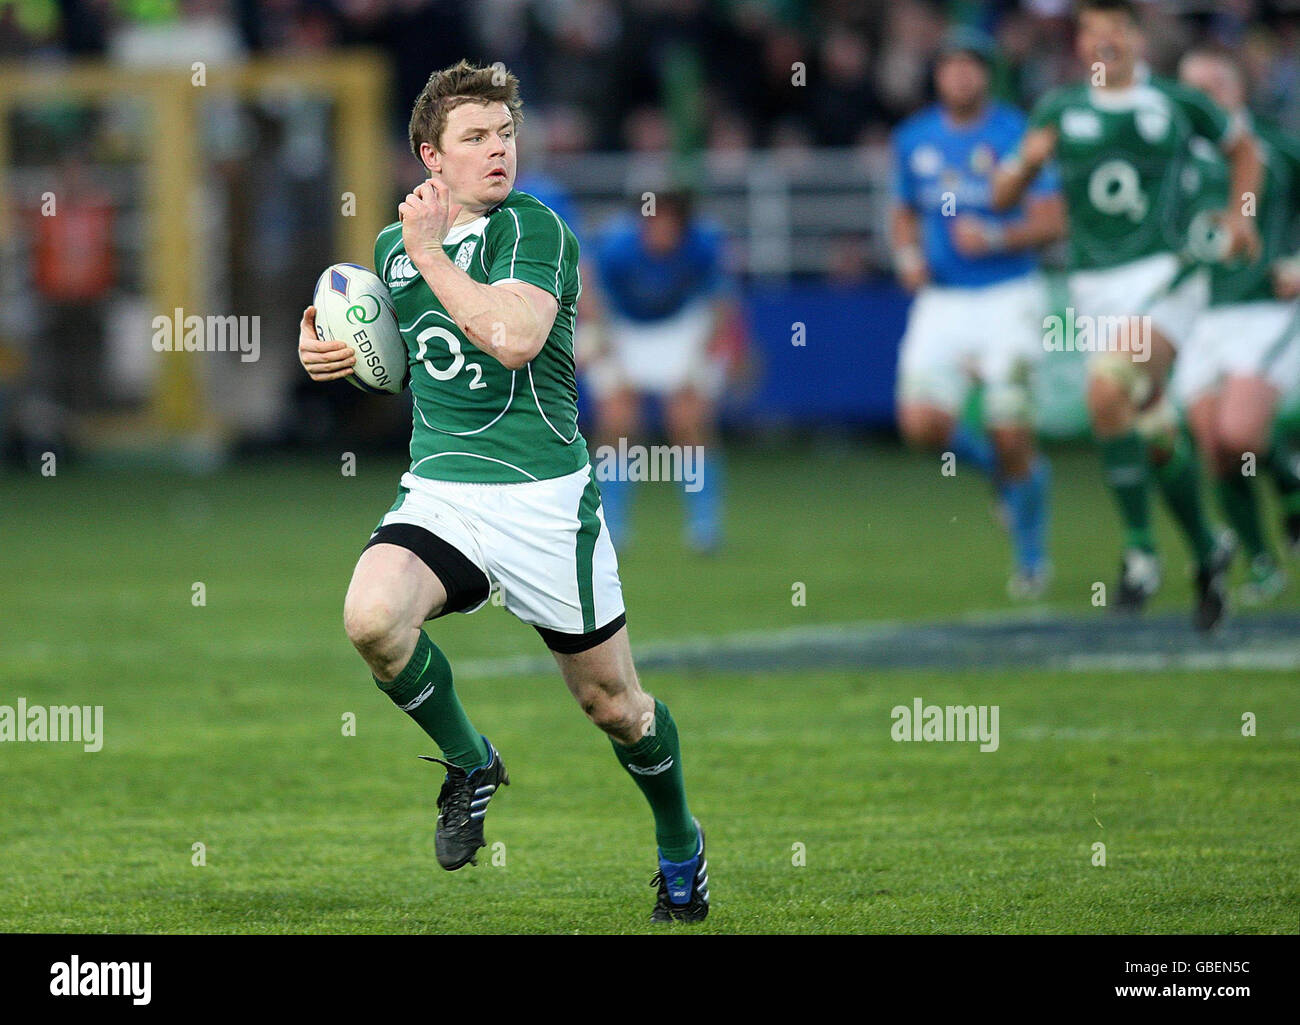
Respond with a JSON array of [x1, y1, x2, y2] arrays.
[[684, 448, 722, 550], [1002, 457, 1050, 573], [949, 422, 998, 480]]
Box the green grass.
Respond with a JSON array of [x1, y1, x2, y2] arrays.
[[1, 442, 1297, 933]]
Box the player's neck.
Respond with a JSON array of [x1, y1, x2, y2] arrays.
[[942, 101, 987, 128], [1094, 61, 1144, 91]]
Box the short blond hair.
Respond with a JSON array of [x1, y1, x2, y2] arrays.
[[408, 59, 524, 161]]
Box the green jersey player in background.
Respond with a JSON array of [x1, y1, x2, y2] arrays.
[[993, 0, 1263, 631], [1173, 48, 1300, 605], [296, 61, 708, 923]]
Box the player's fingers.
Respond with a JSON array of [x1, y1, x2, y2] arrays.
[[309, 366, 356, 382], [301, 349, 355, 369], [299, 337, 352, 356], [306, 354, 357, 373], [301, 305, 316, 331]]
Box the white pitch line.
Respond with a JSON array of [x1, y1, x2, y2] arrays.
[[452, 610, 1300, 679]]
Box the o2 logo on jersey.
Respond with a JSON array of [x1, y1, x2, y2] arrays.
[[415, 325, 486, 390], [1089, 159, 1148, 222], [1186, 209, 1230, 264]]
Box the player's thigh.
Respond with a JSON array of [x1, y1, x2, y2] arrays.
[[1217, 375, 1280, 458], [664, 385, 715, 444], [550, 625, 650, 734], [344, 543, 447, 640], [596, 385, 641, 440]]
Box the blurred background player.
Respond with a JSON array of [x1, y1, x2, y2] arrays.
[[1174, 48, 1300, 605], [993, 0, 1261, 631], [584, 187, 739, 553], [892, 29, 1065, 599]]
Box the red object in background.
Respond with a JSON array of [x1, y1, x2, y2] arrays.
[[31, 193, 116, 302]]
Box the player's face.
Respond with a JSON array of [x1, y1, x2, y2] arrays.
[[935, 53, 988, 115], [426, 101, 517, 212], [1179, 56, 1242, 112], [1076, 10, 1141, 85], [643, 208, 686, 255]]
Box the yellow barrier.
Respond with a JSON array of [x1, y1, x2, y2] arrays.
[[0, 53, 390, 437]]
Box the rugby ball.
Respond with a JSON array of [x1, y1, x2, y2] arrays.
[[312, 263, 407, 394]]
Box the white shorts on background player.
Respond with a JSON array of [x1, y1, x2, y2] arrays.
[[374, 465, 625, 635], [896, 272, 1048, 423], [587, 299, 724, 400], [1068, 251, 1208, 351], [1173, 300, 1300, 404]]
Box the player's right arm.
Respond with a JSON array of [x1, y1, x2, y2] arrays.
[[297, 305, 356, 382], [891, 205, 929, 293], [890, 124, 929, 293]]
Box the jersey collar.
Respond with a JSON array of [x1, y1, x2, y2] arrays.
[[1088, 61, 1153, 110], [443, 214, 489, 246]]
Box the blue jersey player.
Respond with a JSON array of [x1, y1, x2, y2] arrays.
[[892, 29, 1066, 598], [585, 188, 737, 552]]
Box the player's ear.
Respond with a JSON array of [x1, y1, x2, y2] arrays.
[[419, 141, 441, 175]]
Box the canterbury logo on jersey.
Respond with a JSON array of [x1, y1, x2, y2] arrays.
[[386, 254, 420, 288], [628, 756, 674, 776]]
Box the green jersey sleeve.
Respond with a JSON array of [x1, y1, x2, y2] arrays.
[[1026, 86, 1069, 134], [1169, 80, 1233, 147], [485, 202, 574, 299]]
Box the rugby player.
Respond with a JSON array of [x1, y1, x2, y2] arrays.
[[892, 29, 1065, 598], [584, 188, 734, 552], [993, 0, 1262, 630], [1174, 48, 1300, 604], [296, 61, 708, 923]]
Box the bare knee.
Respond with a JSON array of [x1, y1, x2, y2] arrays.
[[898, 405, 955, 450], [579, 675, 650, 743], [343, 594, 408, 673]]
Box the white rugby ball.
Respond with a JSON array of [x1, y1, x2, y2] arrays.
[[312, 263, 407, 394]]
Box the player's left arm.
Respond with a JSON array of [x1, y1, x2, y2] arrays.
[[401, 179, 557, 371], [1221, 129, 1264, 262], [1182, 85, 1264, 262]]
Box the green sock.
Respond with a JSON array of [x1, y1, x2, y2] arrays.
[[1099, 431, 1155, 552], [1216, 472, 1267, 561], [1267, 430, 1300, 516], [1151, 431, 1216, 566], [374, 630, 489, 769], [611, 698, 697, 861]]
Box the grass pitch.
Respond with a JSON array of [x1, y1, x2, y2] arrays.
[[1, 442, 1296, 933]]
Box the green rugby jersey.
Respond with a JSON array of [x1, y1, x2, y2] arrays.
[[1177, 120, 1300, 305], [1026, 69, 1238, 271], [374, 189, 588, 483]]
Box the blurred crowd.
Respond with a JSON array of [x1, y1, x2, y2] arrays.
[[3, 0, 1299, 150]]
